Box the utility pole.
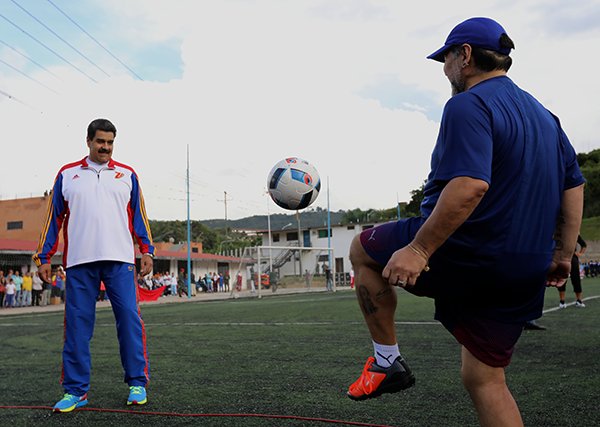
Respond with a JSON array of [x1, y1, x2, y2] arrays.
[[218, 191, 233, 236], [224, 191, 228, 225]]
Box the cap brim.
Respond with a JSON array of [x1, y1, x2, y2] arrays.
[[427, 45, 450, 62]]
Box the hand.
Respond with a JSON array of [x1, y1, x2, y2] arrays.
[[546, 259, 571, 287], [382, 246, 428, 287], [140, 254, 154, 277], [38, 264, 52, 284]]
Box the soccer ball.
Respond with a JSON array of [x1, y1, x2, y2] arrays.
[[267, 157, 321, 210]]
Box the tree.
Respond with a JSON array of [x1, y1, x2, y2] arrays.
[[341, 208, 365, 224], [404, 181, 426, 217], [577, 149, 600, 218]]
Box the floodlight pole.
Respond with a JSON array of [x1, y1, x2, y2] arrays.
[[266, 192, 273, 271], [257, 247, 262, 299], [296, 210, 302, 276], [327, 176, 334, 292], [186, 145, 192, 299]]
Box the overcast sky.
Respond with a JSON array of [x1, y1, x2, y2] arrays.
[[1, 0, 599, 220]]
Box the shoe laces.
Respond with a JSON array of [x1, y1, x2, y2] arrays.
[[62, 393, 82, 402], [129, 386, 144, 395]]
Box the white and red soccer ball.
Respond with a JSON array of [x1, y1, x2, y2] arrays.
[[267, 157, 320, 210]]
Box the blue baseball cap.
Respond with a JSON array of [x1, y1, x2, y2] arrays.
[[427, 17, 512, 62]]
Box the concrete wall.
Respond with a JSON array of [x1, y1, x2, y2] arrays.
[[0, 196, 49, 241], [260, 223, 368, 276]]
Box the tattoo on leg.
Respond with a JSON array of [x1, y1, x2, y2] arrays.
[[358, 285, 378, 315], [375, 288, 392, 300]]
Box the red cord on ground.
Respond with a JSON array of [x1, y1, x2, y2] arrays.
[[0, 405, 396, 427]]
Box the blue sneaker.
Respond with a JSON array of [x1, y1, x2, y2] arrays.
[[53, 393, 88, 413], [127, 386, 147, 406]]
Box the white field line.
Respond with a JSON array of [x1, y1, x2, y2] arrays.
[[0, 320, 441, 327], [542, 294, 600, 314], [1, 295, 597, 328]]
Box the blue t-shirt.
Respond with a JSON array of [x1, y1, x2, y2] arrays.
[[419, 76, 584, 320], [55, 275, 64, 290]]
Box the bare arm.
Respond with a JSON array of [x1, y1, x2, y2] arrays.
[[383, 176, 489, 286], [547, 184, 585, 287]]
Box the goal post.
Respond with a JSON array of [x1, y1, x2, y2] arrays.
[[254, 245, 335, 298]]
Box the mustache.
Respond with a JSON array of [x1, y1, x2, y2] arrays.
[[98, 149, 111, 153]]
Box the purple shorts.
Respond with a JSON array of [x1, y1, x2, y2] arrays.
[[358, 218, 525, 367], [440, 314, 523, 367], [359, 218, 423, 267], [359, 218, 433, 297]]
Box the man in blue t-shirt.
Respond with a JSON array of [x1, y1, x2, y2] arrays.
[[346, 17, 585, 426]]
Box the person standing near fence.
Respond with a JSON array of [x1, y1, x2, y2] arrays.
[[304, 269, 312, 289], [324, 264, 333, 291], [41, 274, 52, 306], [20, 272, 33, 307], [12, 270, 22, 307], [32, 271, 43, 306], [558, 234, 587, 308], [4, 278, 16, 308], [0, 270, 5, 308], [33, 118, 155, 413]]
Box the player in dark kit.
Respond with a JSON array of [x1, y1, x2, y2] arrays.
[[346, 17, 584, 427]]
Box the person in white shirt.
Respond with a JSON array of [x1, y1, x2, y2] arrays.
[[34, 118, 155, 412], [32, 272, 43, 306], [4, 278, 16, 308]]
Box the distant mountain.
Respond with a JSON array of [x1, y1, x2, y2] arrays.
[[200, 210, 346, 231]]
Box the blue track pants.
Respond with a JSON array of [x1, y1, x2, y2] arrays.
[[62, 261, 149, 396]]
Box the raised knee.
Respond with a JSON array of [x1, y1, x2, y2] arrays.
[[349, 235, 366, 267]]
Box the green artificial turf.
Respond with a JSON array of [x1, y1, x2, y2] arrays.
[[0, 278, 598, 426]]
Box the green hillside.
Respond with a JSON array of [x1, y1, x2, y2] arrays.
[[200, 209, 346, 231], [581, 216, 600, 241]]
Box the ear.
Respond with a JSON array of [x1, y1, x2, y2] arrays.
[[461, 44, 473, 66]]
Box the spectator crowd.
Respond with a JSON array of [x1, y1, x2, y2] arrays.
[[0, 267, 65, 308], [136, 270, 233, 297], [0, 266, 240, 309]]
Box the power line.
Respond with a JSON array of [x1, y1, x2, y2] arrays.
[[0, 39, 60, 79], [0, 88, 35, 109], [0, 12, 98, 83], [10, 0, 110, 78], [0, 57, 59, 94], [45, 0, 144, 81]]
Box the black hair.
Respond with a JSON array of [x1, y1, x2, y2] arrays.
[[447, 33, 515, 72], [87, 118, 117, 140], [471, 33, 515, 72]]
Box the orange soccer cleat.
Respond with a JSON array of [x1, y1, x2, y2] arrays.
[[347, 356, 415, 401]]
